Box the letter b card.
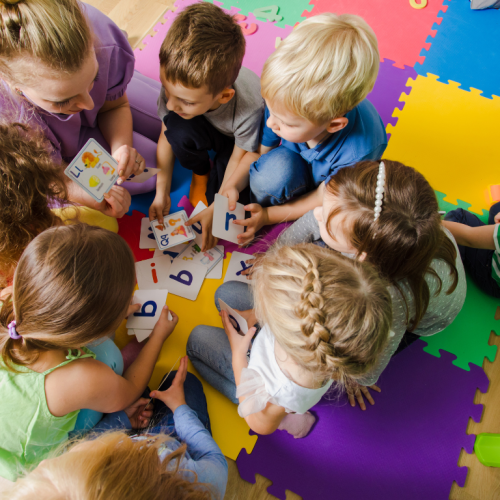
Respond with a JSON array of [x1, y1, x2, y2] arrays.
[[126, 289, 169, 330], [164, 258, 207, 301]]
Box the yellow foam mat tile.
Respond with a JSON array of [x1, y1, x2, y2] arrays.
[[115, 254, 257, 460], [386, 74, 500, 214]]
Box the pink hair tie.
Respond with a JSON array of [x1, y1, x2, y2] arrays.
[[8, 321, 22, 340]]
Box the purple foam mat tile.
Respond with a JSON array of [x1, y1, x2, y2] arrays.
[[236, 341, 488, 500], [367, 59, 417, 132]]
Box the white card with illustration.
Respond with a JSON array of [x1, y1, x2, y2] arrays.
[[177, 240, 223, 273], [151, 210, 195, 250], [64, 139, 119, 202]]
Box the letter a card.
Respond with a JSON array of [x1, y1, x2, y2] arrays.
[[126, 289, 169, 330], [64, 139, 119, 202], [218, 299, 248, 336], [151, 210, 195, 250], [224, 251, 255, 283], [164, 258, 207, 301], [212, 193, 245, 244], [135, 254, 173, 290]]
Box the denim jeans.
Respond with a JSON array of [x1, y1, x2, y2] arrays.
[[249, 146, 316, 206], [445, 202, 500, 298], [187, 282, 253, 404]]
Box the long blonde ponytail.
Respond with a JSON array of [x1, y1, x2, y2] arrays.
[[0, 0, 92, 84]]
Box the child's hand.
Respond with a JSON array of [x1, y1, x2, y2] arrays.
[[240, 253, 264, 279], [151, 306, 179, 342], [126, 301, 141, 317], [221, 310, 257, 356], [220, 185, 240, 211], [124, 397, 153, 429], [236, 308, 258, 328], [150, 356, 188, 413], [347, 382, 381, 411], [149, 193, 171, 227], [234, 204, 269, 246], [113, 145, 145, 185], [185, 204, 218, 252], [97, 186, 131, 218]]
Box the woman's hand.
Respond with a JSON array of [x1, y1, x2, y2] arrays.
[[149, 192, 171, 227], [347, 382, 381, 411], [124, 397, 153, 429], [95, 186, 131, 218], [150, 356, 188, 413], [221, 310, 257, 357], [113, 145, 145, 185], [234, 204, 269, 246]]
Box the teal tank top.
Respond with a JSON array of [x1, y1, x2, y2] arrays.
[[0, 348, 96, 481]]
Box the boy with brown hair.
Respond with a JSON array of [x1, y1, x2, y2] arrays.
[[150, 2, 264, 249]]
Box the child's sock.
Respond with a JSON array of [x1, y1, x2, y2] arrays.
[[277, 412, 316, 439]]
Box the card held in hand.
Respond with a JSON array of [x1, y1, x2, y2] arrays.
[[150, 210, 195, 250], [64, 139, 119, 202]]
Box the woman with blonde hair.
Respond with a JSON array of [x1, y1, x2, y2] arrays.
[[187, 243, 392, 438], [0, 0, 162, 199], [0, 357, 228, 499]]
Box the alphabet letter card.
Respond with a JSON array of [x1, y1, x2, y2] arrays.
[[187, 200, 207, 246], [135, 254, 173, 290], [218, 298, 248, 336], [64, 139, 119, 202], [224, 251, 255, 283], [126, 289, 169, 330], [212, 193, 245, 244], [177, 241, 223, 273], [126, 167, 159, 183], [139, 217, 157, 249], [207, 245, 224, 280], [150, 210, 195, 250], [164, 258, 207, 301]]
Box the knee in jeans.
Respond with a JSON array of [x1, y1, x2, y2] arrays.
[[186, 326, 205, 357]]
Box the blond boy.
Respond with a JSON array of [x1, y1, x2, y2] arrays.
[[221, 14, 387, 244], [150, 3, 264, 249]]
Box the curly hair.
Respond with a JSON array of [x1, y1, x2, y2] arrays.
[[252, 243, 392, 386], [0, 122, 69, 288]]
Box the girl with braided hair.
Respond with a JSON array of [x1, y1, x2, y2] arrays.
[[187, 243, 392, 438], [273, 160, 466, 409]]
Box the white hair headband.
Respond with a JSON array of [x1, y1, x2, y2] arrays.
[[374, 161, 385, 221]]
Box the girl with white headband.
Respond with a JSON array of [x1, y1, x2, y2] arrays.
[[241, 160, 466, 409]]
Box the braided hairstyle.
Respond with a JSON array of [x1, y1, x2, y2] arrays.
[[252, 243, 392, 386]]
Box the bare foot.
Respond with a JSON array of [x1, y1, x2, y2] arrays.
[[277, 412, 316, 439]]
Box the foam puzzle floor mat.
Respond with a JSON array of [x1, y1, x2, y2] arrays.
[[236, 341, 489, 500]]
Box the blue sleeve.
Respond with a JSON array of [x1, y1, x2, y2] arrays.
[[260, 105, 281, 148], [173, 405, 228, 498]]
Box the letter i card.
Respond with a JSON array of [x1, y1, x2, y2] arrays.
[[150, 210, 195, 250], [135, 254, 173, 290], [126, 289, 169, 330], [64, 139, 119, 202]]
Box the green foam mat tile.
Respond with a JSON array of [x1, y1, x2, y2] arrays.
[[421, 272, 498, 370], [436, 190, 489, 224]]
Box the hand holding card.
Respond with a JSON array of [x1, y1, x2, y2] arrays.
[[151, 210, 195, 250], [212, 193, 245, 244], [218, 299, 248, 336]]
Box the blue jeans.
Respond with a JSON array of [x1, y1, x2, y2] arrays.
[[187, 282, 253, 404], [445, 202, 500, 298], [249, 146, 316, 206]]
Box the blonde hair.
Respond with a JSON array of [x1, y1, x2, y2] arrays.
[[1, 431, 215, 500], [0, 0, 92, 85], [0, 224, 136, 371], [159, 3, 245, 95], [252, 244, 392, 385], [0, 122, 69, 288], [261, 13, 379, 124]]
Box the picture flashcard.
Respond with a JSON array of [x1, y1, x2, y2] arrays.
[[218, 298, 248, 336], [135, 255, 173, 290], [126, 289, 169, 330], [164, 258, 207, 301], [64, 139, 119, 202], [126, 167, 160, 183], [212, 193, 245, 244], [139, 217, 157, 249], [224, 251, 255, 283], [151, 210, 195, 250], [177, 240, 223, 273], [207, 245, 224, 279]]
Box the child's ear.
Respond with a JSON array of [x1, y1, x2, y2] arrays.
[[218, 88, 236, 104], [357, 251, 368, 262], [326, 117, 349, 134]]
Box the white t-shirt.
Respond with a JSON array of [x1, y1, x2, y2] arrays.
[[236, 325, 333, 417]]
